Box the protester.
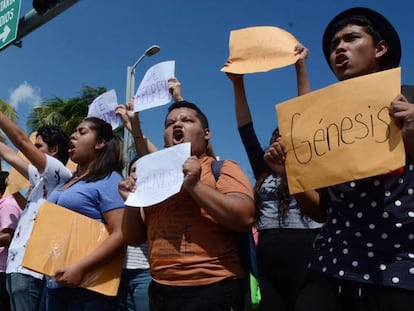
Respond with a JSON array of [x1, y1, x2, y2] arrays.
[[0, 171, 22, 311], [0, 115, 71, 311], [45, 117, 125, 311], [265, 7, 414, 311], [116, 99, 154, 311], [225, 45, 322, 311], [116, 158, 151, 311], [120, 100, 255, 310]]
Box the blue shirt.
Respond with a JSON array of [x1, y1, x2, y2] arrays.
[[48, 171, 124, 223]]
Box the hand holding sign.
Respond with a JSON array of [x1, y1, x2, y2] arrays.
[[276, 68, 404, 194]]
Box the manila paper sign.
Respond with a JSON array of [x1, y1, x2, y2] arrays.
[[221, 26, 300, 74], [22, 201, 125, 296], [276, 68, 404, 194]]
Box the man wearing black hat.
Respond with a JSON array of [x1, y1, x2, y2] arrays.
[[266, 7, 414, 311]]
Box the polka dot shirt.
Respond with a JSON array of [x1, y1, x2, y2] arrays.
[[309, 163, 414, 291]]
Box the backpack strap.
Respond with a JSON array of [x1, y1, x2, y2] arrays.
[[402, 85, 414, 103], [211, 158, 257, 309], [210, 160, 224, 182]]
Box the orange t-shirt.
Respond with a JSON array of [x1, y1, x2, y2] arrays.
[[144, 156, 253, 286]]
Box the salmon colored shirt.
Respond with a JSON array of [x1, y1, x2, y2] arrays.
[[145, 156, 253, 286]]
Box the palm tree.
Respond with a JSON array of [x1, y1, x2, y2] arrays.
[[0, 99, 18, 170], [26, 85, 108, 136], [0, 99, 18, 141]]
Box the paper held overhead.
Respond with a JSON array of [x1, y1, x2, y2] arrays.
[[221, 26, 300, 74]]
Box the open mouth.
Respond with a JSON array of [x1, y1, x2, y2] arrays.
[[68, 141, 75, 153], [335, 54, 348, 68], [173, 129, 184, 144]]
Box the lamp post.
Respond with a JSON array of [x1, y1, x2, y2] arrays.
[[123, 45, 160, 176]]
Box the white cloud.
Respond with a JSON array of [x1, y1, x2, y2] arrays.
[[8, 82, 42, 110]]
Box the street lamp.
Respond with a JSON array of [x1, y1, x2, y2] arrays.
[[123, 45, 160, 176]]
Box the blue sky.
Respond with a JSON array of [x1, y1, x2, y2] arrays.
[[0, 0, 412, 181]]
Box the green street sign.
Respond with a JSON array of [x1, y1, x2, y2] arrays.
[[0, 0, 21, 50]]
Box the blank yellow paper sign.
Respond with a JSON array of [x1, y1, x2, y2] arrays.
[[221, 26, 300, 74], [22, 201, 125, 296]]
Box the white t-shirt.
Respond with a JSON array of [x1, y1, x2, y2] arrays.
[[6, 155, 72, 279], [125, 244, 149, 270]]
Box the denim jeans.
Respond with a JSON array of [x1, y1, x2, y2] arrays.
[[6, 273, 45, 311], [117, 268, 151, 311], [46, 286, 117, 311]]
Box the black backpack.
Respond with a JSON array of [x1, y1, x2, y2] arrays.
[[211, 160, 257, 311]]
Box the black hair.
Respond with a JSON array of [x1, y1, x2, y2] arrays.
[[37, 125, 70, 165], [327, 14, 382, 51], [166, 100, 209, 129], [0, 171, 9, 194], [81, 117, 123, 182], [323, 8, 401, 71], [253, 127, 293, 222], [128, 155, 139, 176]]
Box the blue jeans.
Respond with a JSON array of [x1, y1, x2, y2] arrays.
[[6, 273, 45, 311], [117, 268, 151, 311], [46, 286, 117, 311]]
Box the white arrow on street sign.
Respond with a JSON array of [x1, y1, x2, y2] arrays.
[[0, 24, 10, 42], [0, 0, 21, 50]]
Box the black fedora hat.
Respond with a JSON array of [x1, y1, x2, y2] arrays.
[[322, 7, 401, 71]]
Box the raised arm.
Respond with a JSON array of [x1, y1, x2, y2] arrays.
[[115, 102, 157, 159], [0, 112, 46, 173], [295, 45, 311, 96], [168, 77, 184, 102], [225, 71, 252, 127], [0, 141, 29, 179]]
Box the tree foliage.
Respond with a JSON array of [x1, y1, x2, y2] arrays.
[[26, 85, 108, 136], [0, 98, 17, 143]]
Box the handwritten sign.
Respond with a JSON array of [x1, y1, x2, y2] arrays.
[[276, 68, 404, 194], [134, 60, 175, 112], [125, 142, 190, 207], [220, 26, 300, 74], [87, 89, 120, 130]]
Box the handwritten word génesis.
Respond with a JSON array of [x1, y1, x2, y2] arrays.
[[290, 106, 391, 164]]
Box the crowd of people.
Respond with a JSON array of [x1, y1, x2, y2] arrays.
[[0, 6, 413, 311]]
